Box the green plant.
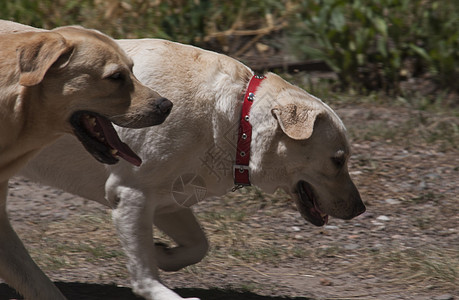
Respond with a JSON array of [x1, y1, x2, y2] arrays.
[[230, 246, 281, 263], [1, 0, 457, 95], [288, 0, 459, 93], [0, 0, 95, 28]]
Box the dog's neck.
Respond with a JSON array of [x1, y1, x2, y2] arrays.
[[232, 75, 266, 188], [204, 69, 280, 192], [207, 64, 254, 147], [0, 87, 62, 182]]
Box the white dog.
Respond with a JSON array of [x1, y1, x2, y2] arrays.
[[14, 24, 366, 300]]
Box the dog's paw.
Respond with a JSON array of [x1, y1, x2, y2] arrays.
[[154, 241, 172, 257], [154, 241, 206, 272], [133, 278, 200, 300], [154, 242, 184, 271], [154, 241, 170, 248]]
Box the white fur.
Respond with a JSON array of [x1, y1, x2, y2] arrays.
[[21, 38, 365, 300]]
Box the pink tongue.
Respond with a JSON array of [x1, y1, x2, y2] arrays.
[[95, 116, 142, 166]]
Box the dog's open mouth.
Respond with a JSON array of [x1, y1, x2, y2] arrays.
[[295, 180, 328, 226], [70, 111, 142, 166]]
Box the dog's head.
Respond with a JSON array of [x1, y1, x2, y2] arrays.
[[250, 74, 365, 226], [14, 27, 173, 166]]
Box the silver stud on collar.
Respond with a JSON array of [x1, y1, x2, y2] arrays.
[[240, 151, 246, 157], [247, 92, 254, 101], [242, 133, 247, 139], [244, 115, 249, 122]]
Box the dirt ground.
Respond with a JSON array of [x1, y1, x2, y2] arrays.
[[0, 101, 458, 300]]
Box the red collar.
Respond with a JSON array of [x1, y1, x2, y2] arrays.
[[233, 75, 265, 188]]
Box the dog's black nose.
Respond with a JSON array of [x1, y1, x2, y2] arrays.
[[347, 187, 366, 219], [155, 97, 173, 115], [354, 201, 366, 217]]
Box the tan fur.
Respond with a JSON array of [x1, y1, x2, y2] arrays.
[[0, 23, 171, 300]]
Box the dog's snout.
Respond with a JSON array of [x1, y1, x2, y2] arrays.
[[155, 97, 173, 115], [339, 187, 366, 220], [347, 182, 366, 219], [354, 201, 366, 217]]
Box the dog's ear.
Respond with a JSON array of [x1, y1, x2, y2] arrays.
[[17, 32, 73, 87], [271, 104, 322, 140]]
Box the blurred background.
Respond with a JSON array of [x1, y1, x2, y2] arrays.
[[1, 0, 458, 103]]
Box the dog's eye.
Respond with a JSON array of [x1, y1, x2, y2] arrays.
[[332, 150, 346, 169], [331, 156, 345, 168], [107, 72, 123, 80]]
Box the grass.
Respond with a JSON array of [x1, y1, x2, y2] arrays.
[[11, 146, 457, 298], [413, 215, 433, 230], [25, 212, 128, 277], [36, 254, 68, 271], [285, 71, 458, 110], [73, 242, 125, 261], [230, 247, 282, 264], [23, 190, 457, 294], [410, 192, 444, 205], [200, 210, 248, 223], [365, 247, 458, 289], [314, 245, 344, 259]]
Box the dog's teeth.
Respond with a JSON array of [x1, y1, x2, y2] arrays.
[[320, 213, 327, 218], [110, 149, 120, 159], [89, 117, 96, 127], [95, 132, 104, 141]]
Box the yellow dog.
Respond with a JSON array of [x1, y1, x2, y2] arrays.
[[0, 23, 172, 299]]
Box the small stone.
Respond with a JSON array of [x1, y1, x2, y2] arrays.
[[324, 225, 339, 230], [426, 173, 440, 180], [376, 215, 390, 221], [361, 212, 374, 219], [349, 170, 363, 175], [434, 294, 454, 300], [385, 198, 401, 205], [371, 221, 384, 226], [371, 244, 384, 250], [319, 278, 333, 286], [291, 226, 301, 232], [344, 243, 359, 250]]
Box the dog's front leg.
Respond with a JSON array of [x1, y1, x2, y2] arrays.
[[0, 181, 66, 300], [154, 207, 209, 271], [108, 183, 199, 300]]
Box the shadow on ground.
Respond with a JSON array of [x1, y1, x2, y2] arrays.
[[0, 282, 312, 300]]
